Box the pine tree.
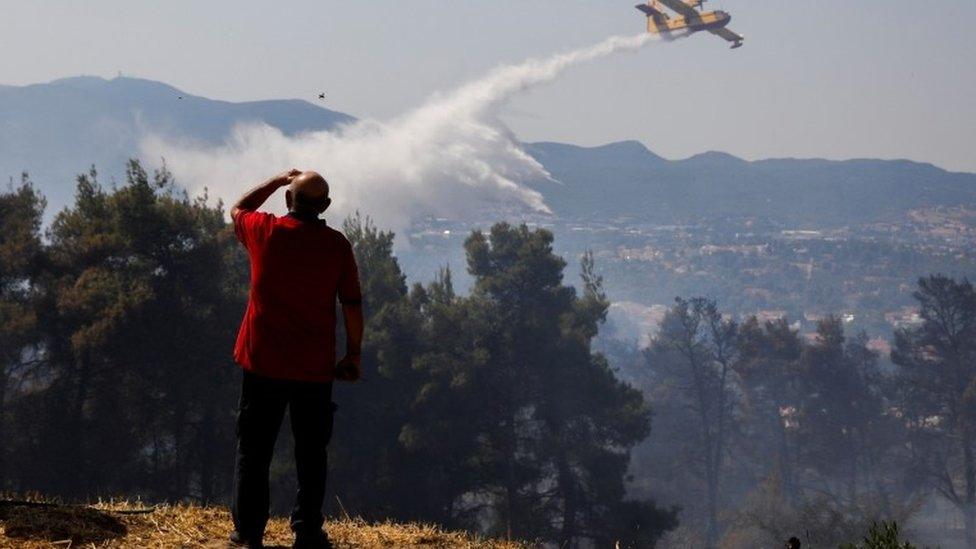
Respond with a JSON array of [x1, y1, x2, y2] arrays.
[[29, 161, 242, 499], [457, 224, 675, 545], [0, 175, 46, 490], [325, 213, 423, 518], [645, 297, 738, 549], [892, 275, 976, 547]]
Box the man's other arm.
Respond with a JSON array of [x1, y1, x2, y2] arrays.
[[335, 304, 363, 382], [336, 239, 364, 382], [343, 300, 363, 357], [230, 169, 301, 221], [342, 301, 363, 366]]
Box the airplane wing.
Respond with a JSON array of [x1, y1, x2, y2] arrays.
[[709, 26, 744, 48], [655, 0, 701, 18]]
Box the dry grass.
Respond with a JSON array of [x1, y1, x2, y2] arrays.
[[0, 500, 531, 548]]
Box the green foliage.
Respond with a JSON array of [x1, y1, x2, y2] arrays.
[[890, 275, 976, 545], [324, 212, 425, 519], [647, 295, 925, 547], [839, 521, 917, 549], [6, 161, 241, 500], [0, 174, 47, 489], [725, 474, 921, 548], [645, 296, 739, 547], [327, 221, 676, 544]]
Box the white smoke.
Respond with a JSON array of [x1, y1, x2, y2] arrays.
[[141, 32, 659, 237]]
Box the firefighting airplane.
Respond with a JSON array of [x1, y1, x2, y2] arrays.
[[636, 0, 744, 49]]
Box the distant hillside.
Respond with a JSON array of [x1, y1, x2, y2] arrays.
[[0, 499, 526, 548], [0, 76, 354, 215], [524, 141, 976, 226], [2, 76, 974, 226]]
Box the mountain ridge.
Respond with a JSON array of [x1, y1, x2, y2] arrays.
[[523, 140, 976, 225], [2, 76, 974, 225]]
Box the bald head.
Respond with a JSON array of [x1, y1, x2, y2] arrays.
[[286, 171, 331, 215]]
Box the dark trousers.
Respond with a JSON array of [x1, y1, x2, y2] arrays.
[[232, 370, 335, 537]]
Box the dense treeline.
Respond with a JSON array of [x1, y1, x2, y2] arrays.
[[1, 164, 241, 502], [625, 283, 976, 547], [0, 163, 675, 547], [2, 162, 975, 547]]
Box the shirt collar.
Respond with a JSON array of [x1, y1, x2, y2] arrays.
[[286, 211, 326, 225]]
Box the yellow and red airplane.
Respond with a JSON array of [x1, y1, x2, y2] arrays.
[[636, 0, 744, 49]]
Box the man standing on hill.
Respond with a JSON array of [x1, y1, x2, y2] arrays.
[[228, 169, 363, 549]]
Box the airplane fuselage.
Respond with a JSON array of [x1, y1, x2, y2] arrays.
[[647, 9, 731, 36]]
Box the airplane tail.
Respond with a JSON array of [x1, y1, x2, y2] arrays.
[[636, 1, 670, 34], [635, 2, 668, 19]]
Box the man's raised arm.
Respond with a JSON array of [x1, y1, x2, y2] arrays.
[[230, 169, 301, 221]]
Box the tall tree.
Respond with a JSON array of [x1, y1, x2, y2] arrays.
[[463, 222, 573, 539], [736, 316, 804, 502], [0, 175, 46, 490], [892, 275, 976, 547], [325, 213, 423, 518], [795, 319, 895, 504], [646, 297, 739, 548], [398, 267, 493, 526], [461, 225, 674, 546]]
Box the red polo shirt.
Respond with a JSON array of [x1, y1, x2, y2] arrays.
[[233, 209, 361, 382]]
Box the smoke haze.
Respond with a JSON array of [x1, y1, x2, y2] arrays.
[[141, 32, 660, 238]]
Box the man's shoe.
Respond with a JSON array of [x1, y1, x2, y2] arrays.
[[293, 528, 333, 549], [229, 530, 264, 549]]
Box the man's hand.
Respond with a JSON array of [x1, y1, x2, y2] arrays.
[[273, 168, 302, 188], [335, 353, 362, 382]]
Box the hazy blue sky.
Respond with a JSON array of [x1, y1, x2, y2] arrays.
[[3, 0, 975, 172]]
